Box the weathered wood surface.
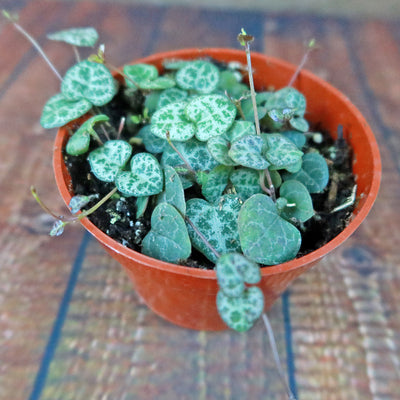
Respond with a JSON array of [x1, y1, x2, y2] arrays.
[[0, 1, 399, 399]]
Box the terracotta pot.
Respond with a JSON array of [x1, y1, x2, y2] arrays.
[[53, 48, 381, 330]]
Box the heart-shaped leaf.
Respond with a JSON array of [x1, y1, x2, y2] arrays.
[[217, 287, 264, 332], [47, 27, 98, 47], [229, 135, 270, 170], [88, 140, 132, 182], [283, 152, 329, 193], [289, 116, 309, 132], [61, 60, 117, 106], [115, 153, 163, 197], [124, 63, 158, 88], [40, 93, 92, 129], [263, 133, 303, 171], [66, 114, 109, 156], [161, 137, 218, 172], [158, 165, 186, 215], [229, 168, 262, 201], [280, 130, 306, 149], [267, 87, 306, 116], [186, 195, 242, 263], [137, 124, 167, 154], [151, 101, 195, 142], [185, 94, 237, 141], [238, 194, 301, 265], [201, 165, 233, 203], [216, 253, 261, 298], [278, 180, 314, 222], [158, 87, 188, 109], [142, 203, 191, 263], [176, 60, 220, 94]]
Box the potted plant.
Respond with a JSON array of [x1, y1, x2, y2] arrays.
[[5, 12, 381, 333]]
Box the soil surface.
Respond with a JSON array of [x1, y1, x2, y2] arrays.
[[65, 87, 355, 270]]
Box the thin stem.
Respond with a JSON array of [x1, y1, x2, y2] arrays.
[[78, 187, 118, 220], [11, 21, 63, 81], [259, 169, 276, 202], [288, 38, 316, 88], [31, 186, 65, 220], [244, 42, 261, 136], [262, 313, 297, 400], [117, 117, 126, 140], [72, 45, 81, 62]]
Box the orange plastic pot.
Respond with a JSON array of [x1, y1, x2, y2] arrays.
[[53, 48, 381, 331]]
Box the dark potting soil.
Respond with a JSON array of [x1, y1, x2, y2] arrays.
[[64, 89, 356, 270]]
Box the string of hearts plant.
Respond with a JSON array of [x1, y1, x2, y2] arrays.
[[4, 11, 362, 398], [3, 10, 338, 337]]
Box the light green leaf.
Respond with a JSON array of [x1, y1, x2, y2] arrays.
[[142, 203, 191, 263], [88, 140, 132, 182], [124, 63, 158, 88], [176, 60, 220, 94], [238, 194, 301, 265], [230, 168, 262, 201], [229, 135, 270, 170], [40, 93, 92, 129], [47, 27, 98, 47], [115, 153, 163, 197], [138, 77, 176, 90], [207, 135, 237, 166], [278, 180, 314, 222], [186, 195, 242, 263], [66, 114, 109, 156], [61, 60, 117, 106], [158, 87, 188, 109], [161, 137, 218, 172], [217, 287, 264, 332], [185, 94, 237, 141], [289, 116, 309, 132], [151, 101, 195, 142], [216, 253, 261, 298], [263, 133, 303, 171]]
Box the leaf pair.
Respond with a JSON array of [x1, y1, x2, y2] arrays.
[[216, 253, 264, 332], [41, 60, 117, 129]]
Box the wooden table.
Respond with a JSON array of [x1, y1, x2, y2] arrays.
[[0, 1, 399, 399]]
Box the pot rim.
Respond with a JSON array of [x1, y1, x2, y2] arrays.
[[53, 47, 381, 279]]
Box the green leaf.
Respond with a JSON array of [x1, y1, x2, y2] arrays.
[[176, 60, 220, 94], [68, 194, 99, 214], [289, 116, 309, 132], [201, 165, 233, 203], [283, 152, 329, 193], [162, 59, 191, 70], [161, 137, 218, 172], [238, 194, 301, 265], [263, 133, 303, 171], [88, 140, 132, 182], [150, 101, 195, 142], [61, 60, 117, 106], [267, 87, 306, 116], [124, 63, 158, 88], [137, 124, 167, 154], [186, 195, 242, 263], [115, 153, 163, 197], [278, 180, 314, 222], [207, 135, 237, 166], [136, 196, 149, 219], [216, 253, 261, 298], [47, 27, 99, 47], [66, 114, 109, 156], [229, 135, 270, 170], [217, 287, 264, 332], [280, 130, 306, 149], [185, 94, 237, 141], [142, 203, 191, 263], [139, 77, 175, 90], [40, 93, 92, 129], [228, 120, 256, 142], [230, 168, 262, 201], [159, 165, 186, 215], [157, 87, 188, 109]]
